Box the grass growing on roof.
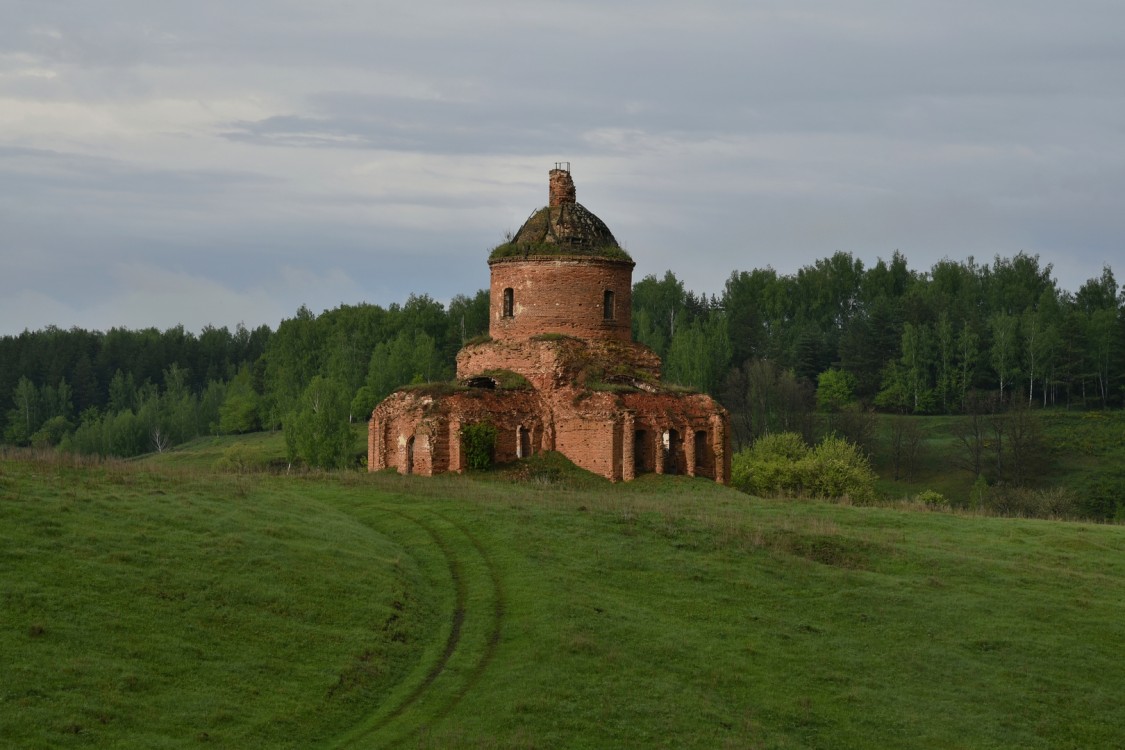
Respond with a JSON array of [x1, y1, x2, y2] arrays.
[[489, 241, 633, 262], [470, 369, 532, 390]]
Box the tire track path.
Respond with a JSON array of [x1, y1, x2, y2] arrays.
[[328, 505, 505, 748]]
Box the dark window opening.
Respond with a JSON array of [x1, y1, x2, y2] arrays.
[[603, 290, 615, 320], [466, 376, 497, 389], [694, 430, 713, 477], [518, 426, 531, 458], [405, 436, 415, 475], [634, 429, 651, 474], [502, 288, 514, 318]]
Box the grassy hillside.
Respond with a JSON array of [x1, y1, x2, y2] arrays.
[[2, 448, 1123, 748]]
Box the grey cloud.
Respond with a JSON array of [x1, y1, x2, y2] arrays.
[[0, 146, 273, 196], [2, 0, 1124, 334], [220, 101, 590, 157]]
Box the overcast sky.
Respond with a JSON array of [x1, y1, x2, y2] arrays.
[[2, 1, 1123, 336]]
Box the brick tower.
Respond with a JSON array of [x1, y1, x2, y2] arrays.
[[489, 166, 634, 342]]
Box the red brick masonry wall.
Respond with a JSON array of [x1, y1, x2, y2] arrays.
[[371, 384, 730, 484], [489, 257, 634, 342], [371, 389, 547, 474], [549, 168, 576, 207], [456, 338, 661, 392]]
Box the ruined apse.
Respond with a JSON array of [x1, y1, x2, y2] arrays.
[[369, 165, 731, 483]]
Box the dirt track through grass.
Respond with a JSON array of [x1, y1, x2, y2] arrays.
[[330, 506, 505, 748]]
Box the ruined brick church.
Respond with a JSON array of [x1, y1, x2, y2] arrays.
[[369, 165, 730, 483]]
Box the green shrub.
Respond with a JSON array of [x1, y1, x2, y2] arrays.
[[983, 485, 1080, 519], [1071, 474, 1125, 521], [215, 444, 254, 473], [732, 432, 810, 496], [732, 432, 876, 502], [750, 432, 810, 462], [1035, 487, 1080, 518], [806, 436, 877, 503], [30, 416, 72, 448], [969, 475, 990, 510], [917, 490, 948, 509], [461, 422, 498, 472]]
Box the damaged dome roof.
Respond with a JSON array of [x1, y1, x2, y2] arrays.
[[489, 167, 632, 262]]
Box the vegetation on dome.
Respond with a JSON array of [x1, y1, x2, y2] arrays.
[[489, 204, 632, 262], [398, 381, 469, 397], [585, 378, 699, 396], [463, 333, 493, 347], [488, 241, 633, 263], [466, 369, 532, 390], [529, 332, 579, 342]]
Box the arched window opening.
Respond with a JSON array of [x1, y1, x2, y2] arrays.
[[603, 289, 615, 320], [502, 288, 514, 318], [467, 376, 497, 389]]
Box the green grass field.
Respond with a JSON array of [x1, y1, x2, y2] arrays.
[[2, 444, 1123, 748]]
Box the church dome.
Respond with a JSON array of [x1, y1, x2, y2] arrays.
[[489, 166, 632, 262]]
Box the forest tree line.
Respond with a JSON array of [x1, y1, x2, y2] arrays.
[[2, 252, 1123, 464]]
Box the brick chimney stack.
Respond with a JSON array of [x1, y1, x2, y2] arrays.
[[549, 165, 576, 207]]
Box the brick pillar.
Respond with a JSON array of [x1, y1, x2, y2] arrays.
[[685, 425, 697, 478], [654, 428, 665, 475], [711, 414, 728, 485], [449, 419, 463, 474], [621, 412, 635, 482], [382, 421, 391, 471], [543, 415, 556, 452], [549, 168, 576, 207], [368, 417, 377, 471], [373, 416, 387, 470], [610, 418, 623, 483]]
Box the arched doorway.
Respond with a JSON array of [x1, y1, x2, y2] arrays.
[[404, 436, 415, 475], [517, 426, 531, 458], [664, 429, 682, 475], [694, 430, 712, 478], [634, 429, 652, 474]]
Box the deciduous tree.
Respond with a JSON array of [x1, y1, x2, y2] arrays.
[[284, 376, 353, 470]]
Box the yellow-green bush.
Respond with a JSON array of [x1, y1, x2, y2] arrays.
[[732, 432, 876, 502], [917, 489, 949, 509]]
